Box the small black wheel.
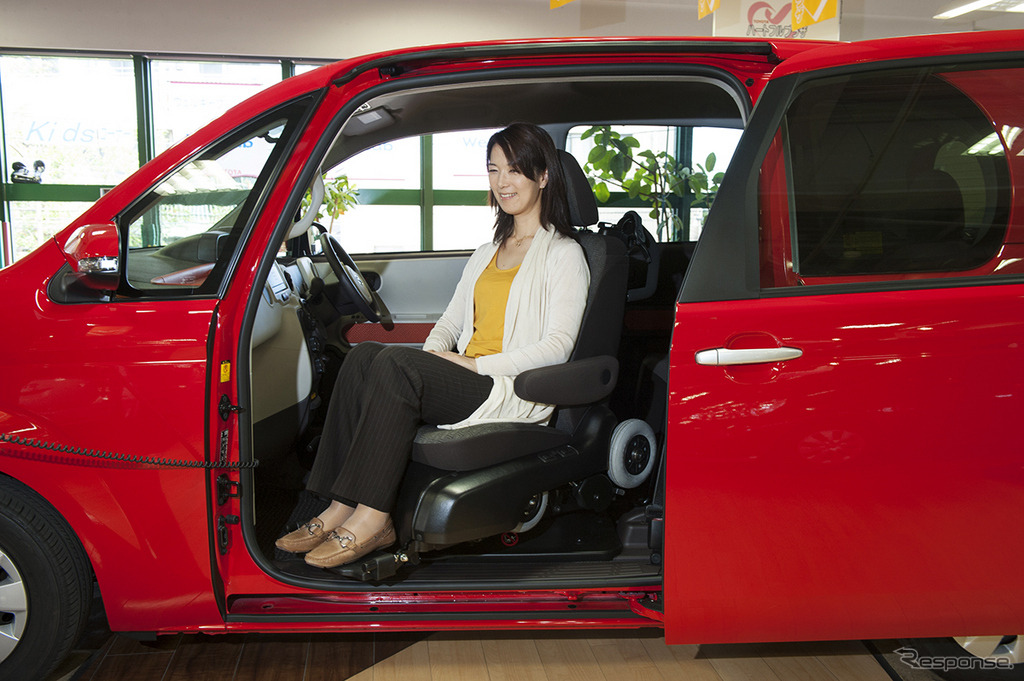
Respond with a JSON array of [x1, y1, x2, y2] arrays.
[[0, 476, 92, 681]]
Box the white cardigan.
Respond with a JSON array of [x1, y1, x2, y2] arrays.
[[423, 225, 590, 427]]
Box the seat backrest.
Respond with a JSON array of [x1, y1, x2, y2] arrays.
[[555, 152, 629, 432], [571, 231, 628, 361], [558, 149, 628, 363]]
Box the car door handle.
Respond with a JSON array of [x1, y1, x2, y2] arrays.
[[695, 346, 803, 366]]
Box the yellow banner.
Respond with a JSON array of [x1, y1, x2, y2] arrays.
[[550, 0, 578, 7], [792, 0, 838, 29], [698, 0, 721, 19]]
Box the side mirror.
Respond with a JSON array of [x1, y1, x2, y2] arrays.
[[58, 223, 119, 293]]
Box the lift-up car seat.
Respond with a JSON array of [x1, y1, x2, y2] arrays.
[[390, 150, 630, 557]]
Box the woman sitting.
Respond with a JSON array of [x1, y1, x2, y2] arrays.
[[276, 122, 590, 569]]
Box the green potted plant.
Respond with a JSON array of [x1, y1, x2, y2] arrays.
[[319, 175, 360, 232], [580, 125, 724, 241], [302, 174, 360, 233]]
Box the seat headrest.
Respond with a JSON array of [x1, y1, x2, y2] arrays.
[[559, 150, 599, 227]]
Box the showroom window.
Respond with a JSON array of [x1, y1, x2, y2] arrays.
[[326, 130, 502, 254], [759, 65, 1017, 287], [0, 54, 138, 262], [0, 55, 495, 266], [567, 123, 742, 242], [0, 56, 737, 266], [431, 129, 500, 251], [150, 60, 283, 154], [323, 124, 744, 256], [0, 53, 301, 268], [328, 135, 423, 253]]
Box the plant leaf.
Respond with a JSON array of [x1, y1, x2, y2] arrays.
[[610, 152, 631, 179], [610, 138, 631, 155]]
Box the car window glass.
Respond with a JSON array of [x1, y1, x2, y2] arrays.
[[121, 112, 297, 295], [760, 65, 1018, 287], [567, 124, 742, 242]]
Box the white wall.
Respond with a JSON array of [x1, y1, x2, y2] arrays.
[[0, 0, 707, 61], [2, 0, 1022, 61]]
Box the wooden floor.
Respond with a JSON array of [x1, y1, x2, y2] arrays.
[[47, 629, 910, 681]]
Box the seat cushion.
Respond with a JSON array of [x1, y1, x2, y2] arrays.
[[412, 423, 571, 471]]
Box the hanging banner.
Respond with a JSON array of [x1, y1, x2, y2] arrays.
[[792, 0, 838, 29], [698, 0, 721, 20], [550, 0, 578, 7], [713, 0, 841, 40]]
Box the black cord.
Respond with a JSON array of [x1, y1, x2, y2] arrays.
[[863, 640, 909, 681], [0, 433, 258, 470]]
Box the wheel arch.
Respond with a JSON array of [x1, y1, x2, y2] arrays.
[[0, 450, 224, 632], [0, 470, 94, 680]]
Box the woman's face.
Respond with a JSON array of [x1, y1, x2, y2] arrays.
[[488, 144, 547, 223]]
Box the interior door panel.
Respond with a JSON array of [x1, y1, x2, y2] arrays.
[[347, 252, 470, 345]]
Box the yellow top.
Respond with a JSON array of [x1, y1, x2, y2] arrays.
[[464, 253, 520, 359]]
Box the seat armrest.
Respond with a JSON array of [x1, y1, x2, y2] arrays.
[[514, 355, 618, 406]]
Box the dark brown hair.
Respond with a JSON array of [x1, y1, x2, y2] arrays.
[[487, 123, 574, 245]]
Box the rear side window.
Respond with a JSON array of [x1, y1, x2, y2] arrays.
[[760, 65, 1022, 286]]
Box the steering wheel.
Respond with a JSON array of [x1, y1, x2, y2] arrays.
[[318, 233, 394, 330]]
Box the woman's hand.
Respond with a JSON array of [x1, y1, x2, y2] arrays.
[[426, 349, 478, 373]]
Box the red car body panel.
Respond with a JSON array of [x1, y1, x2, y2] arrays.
[[0, 240, 222, 630], [664, 29, 1024, 643], [0, 31, 1021, 644], [665, 285, 1024, 643]]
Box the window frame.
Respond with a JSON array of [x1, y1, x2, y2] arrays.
[[114, 95, 317, 299]]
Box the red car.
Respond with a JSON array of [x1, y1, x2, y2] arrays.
[[1, 30, 1023, 681]]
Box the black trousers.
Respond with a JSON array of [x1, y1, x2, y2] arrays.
[[305, 342, 494, 512]]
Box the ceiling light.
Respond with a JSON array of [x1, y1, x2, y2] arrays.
[[934, 0, 1001, 19]]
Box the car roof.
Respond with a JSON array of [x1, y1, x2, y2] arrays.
[[315, 36, 836, 87], [769, 29, 1024, 80]]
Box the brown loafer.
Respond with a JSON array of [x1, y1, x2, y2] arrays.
[[275, 517, 328, 554], [304, 521, 396, 569]]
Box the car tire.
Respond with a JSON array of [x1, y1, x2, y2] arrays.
[[0, 475, 92, 681], [900, 637, 1024, 681]]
